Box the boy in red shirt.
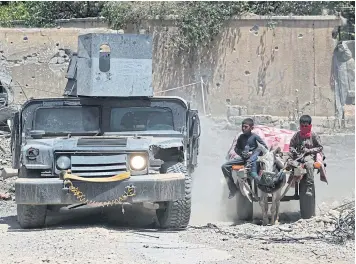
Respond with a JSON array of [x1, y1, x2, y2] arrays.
[[289, 115, 324, 196]]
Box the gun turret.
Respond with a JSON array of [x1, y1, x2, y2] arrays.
[[64, 33, 153, 97]]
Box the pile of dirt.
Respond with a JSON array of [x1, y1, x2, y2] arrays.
[[0, 135, 13, 201], [0, 175, 16, 215], [0, 175, 16, 199], [190, 199, 355, 245], [0, 136, 11, 167]]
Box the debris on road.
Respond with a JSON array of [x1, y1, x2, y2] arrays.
[[189, 200, 355, 245], [0, 136, 11, 167], [0, 167, 18, 179], [0, 174, 16, 199], [328, 201, 355, 243], [0, 193, 11, 200]]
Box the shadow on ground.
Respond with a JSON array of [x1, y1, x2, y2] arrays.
[[0, 200, 303, 234], [0, 203, 160, 232]]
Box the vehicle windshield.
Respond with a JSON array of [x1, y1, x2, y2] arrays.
[[110, 107, 174, 132], [33, 106, 100, 134]]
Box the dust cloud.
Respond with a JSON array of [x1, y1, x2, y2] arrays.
[[190, 116, 355, 225], [190, 116, 238, 225]]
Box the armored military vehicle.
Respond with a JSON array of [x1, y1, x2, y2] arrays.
[[11, 33, 201, 229]]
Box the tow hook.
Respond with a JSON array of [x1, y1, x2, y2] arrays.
[[125, 184, 136, 197], [62, 179, 72, 193]]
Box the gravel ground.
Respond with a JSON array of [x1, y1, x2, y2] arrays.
[[0, 117, 354, 264], [0, 136, 11, 166], [0, 201, 354, 264]]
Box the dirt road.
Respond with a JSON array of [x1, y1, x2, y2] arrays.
[[0, 117, 354, 264]]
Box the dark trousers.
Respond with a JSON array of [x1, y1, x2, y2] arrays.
[[288, 154, 315, 186], [221, 151, 260, 192], [303, 155, 315, 186], [221, 157, 244, 191], [245, 151, 260, 175]]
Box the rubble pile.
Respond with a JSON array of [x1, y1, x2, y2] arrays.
[[0, 135, 11, 167], [0, 176, 16, 201], [275, 201, 355, 244], [0, 135, 14, 200], [191, 200, 355, 245]]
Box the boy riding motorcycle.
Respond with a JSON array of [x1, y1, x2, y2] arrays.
[[221, 118, 268, 199], [288, 115, 324, 196]]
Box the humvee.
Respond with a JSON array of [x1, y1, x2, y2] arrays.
[[11, 33, 201, 229]]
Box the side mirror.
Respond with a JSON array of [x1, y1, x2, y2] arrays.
[[188, 109, 200, 138], [187, 109, 200, 169], [11, 111, 21, 169]]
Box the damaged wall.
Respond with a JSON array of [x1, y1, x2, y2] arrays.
[[0, 16, 341, 116]]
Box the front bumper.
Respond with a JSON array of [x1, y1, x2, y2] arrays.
[[15, 173, 185, 205]]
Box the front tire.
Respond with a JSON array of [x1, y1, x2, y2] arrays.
[[156, 162, 192, 229], [299, 177, 316, 219], [17, 166, 47, 229], [17, 204, 47, 229]]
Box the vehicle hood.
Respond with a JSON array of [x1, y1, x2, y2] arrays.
[[23, 135, 184, 152]]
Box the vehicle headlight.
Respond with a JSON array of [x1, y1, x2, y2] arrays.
[[56, 156, 71, 170], [129, 155, 147, 171]]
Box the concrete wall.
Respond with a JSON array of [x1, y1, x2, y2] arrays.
[[0, 16, 341, 116]]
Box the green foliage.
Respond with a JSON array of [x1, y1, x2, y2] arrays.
[[101, 1, 181, 30], [23, 1, 104, 27], [0, 1, 103, 27], [102, 1, 355, 50], [248, 1, 350, 16], [174, 2, 249, 49], [0, 2, 30, 26], [0, 1, 354, 45], [102, 1, 251, 50]]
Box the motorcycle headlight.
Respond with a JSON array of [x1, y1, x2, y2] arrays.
[[56, 156, 71, 170], [129, 155, 147, 171]]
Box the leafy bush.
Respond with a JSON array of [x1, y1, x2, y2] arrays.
[[101, 1, 182, 29], [0, 2, 30, 26], [102, 1, 250, 50], [0, 1, 103, 27], [23, 1, 104, 27]]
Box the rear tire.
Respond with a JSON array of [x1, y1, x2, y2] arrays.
[[236, 180, 253, 221], [17, 204, 47, 229], [156, 162, 192, 229], [299, 177, 316, 219]]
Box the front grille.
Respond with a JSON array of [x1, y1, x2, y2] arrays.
[[70, 154, 127, 177]]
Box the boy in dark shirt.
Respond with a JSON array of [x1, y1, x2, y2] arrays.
[[288, 115, 323, 196], [221, 118, 268, 199]]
